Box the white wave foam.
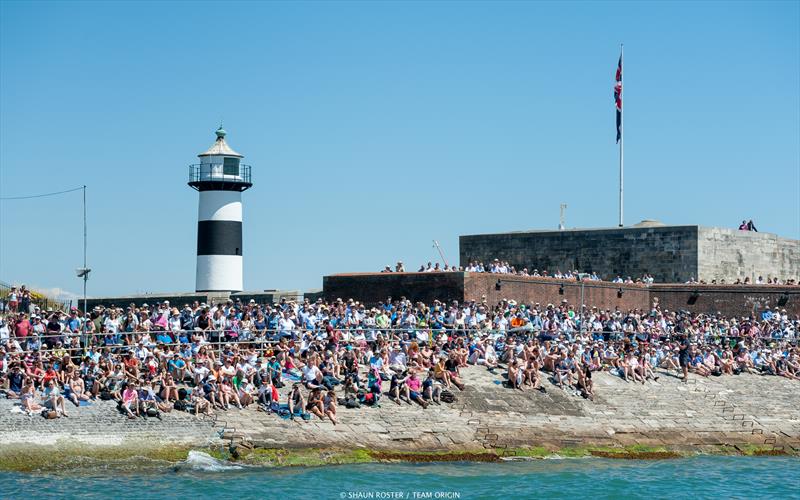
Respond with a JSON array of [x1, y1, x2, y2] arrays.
[[182, 450, 243, 472]]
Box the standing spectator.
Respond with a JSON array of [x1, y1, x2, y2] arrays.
[[19, 286, 31, 314], [6, 286, 18, 313], [13, 313, 32, 342]]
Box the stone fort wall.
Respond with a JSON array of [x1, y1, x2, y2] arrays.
[[459, 225, 799, 284], [697, 227, 800, 282]]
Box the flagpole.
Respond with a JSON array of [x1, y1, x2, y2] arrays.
[[619, 44, 624, 228]]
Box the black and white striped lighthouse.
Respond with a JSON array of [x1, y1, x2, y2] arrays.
[[188, 127, 252, 292]]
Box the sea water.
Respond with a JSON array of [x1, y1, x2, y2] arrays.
[[1, 453, 797, 499]]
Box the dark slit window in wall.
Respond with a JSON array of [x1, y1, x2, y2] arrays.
[[223, 157, 240, 176]]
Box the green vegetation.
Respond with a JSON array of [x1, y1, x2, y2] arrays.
[[0, 444, 195, 472], [735, 444, 788, 456], [0, 442, 794, 472], [243, 448, 373, 466]]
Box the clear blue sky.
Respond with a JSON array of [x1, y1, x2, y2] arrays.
[[1, 1, 798, 299]]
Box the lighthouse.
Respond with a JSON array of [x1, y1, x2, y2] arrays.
[[188, 127, 252, 292]]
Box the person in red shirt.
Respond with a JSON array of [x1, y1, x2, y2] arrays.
[[14, 314, 31, 339], [27, 360, 45, 387], [123, 353, 140, 379], [42, 364, 59, 389]]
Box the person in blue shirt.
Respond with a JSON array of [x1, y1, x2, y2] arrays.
[[65, 309, 81, 333], [156, 331, 172, 345], [180, 308, 194, 331], [167, 354, 187, 382], [26, 335, 42, 352], [178, 329, 190, 344]]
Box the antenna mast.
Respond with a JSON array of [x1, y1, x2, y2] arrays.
[[432, 240, 449, 268]]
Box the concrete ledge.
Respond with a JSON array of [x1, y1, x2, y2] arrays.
[[2, 367, 797, 470]]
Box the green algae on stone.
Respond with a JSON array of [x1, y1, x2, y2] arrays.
[[0, 444, 197, 472], [241, 448, 374, 467]]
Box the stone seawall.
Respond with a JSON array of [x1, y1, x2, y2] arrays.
[[2, 367, 798, 468]]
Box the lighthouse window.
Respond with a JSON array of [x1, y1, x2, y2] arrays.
[[223, 157, 240, 176]]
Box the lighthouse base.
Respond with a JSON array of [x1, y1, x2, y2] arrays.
[[196, 254, 243, 292]]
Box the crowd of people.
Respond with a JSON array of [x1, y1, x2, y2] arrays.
[[1, 291, 798, 421], [378, 259, 797, 287], [381, 260, 639, 282], [685, 276, 798, 286]]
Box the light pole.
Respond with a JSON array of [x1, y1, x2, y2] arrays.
[[76, 185, 90, 346], [76, 267, 90, 345]]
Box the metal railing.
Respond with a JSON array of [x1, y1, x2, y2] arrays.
[[188, 164, 252, 185], [0, 281, 72, 314], [3, 326, 793, 356]]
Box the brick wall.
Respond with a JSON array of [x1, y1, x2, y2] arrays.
[[84, 290, 300, 309], [322, 272, 800, 318], [463, 273, 650, 310], [323, 273, 466, 306], [651, 284, 800, 318], [85, 294, 208, 310]]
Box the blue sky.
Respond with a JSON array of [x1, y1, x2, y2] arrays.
[[1, 1, 798, 298]]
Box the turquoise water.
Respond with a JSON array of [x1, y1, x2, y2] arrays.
[[2, 455, 798, 499]]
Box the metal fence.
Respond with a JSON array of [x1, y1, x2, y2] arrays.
[[0, 281, 72, 315], [3, 325, 790, 357]]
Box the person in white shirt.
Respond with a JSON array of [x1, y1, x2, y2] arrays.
[[194, 362, 211, 385], [134, 342, 150, 361], [220, 359, 236, 379], [302, 363, 322, 388], [388, 346, 407, 372]]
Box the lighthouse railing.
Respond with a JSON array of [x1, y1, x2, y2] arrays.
[[189, 164, 251, 184]]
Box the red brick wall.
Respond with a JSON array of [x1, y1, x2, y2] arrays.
[[321, 273, 800, 317], [322, 273, 465, 306], [651, 284, 800, 318], [463, 273, 650, 310]]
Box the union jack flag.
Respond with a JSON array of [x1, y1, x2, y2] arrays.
[[615, 54, 622, 143]]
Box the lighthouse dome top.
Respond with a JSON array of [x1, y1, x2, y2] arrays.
[[198, 126, 244, 158]]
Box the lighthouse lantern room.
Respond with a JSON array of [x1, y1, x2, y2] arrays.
[[188, 127, 252, 292]]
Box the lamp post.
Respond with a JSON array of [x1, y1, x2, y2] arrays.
[[76, 267, 90, 345], [77, 185, 89, 346]]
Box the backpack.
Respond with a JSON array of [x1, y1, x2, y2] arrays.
[[440, 389, 457, 403], [173, 400, 187, 411], [99, 390, 113, 401]]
